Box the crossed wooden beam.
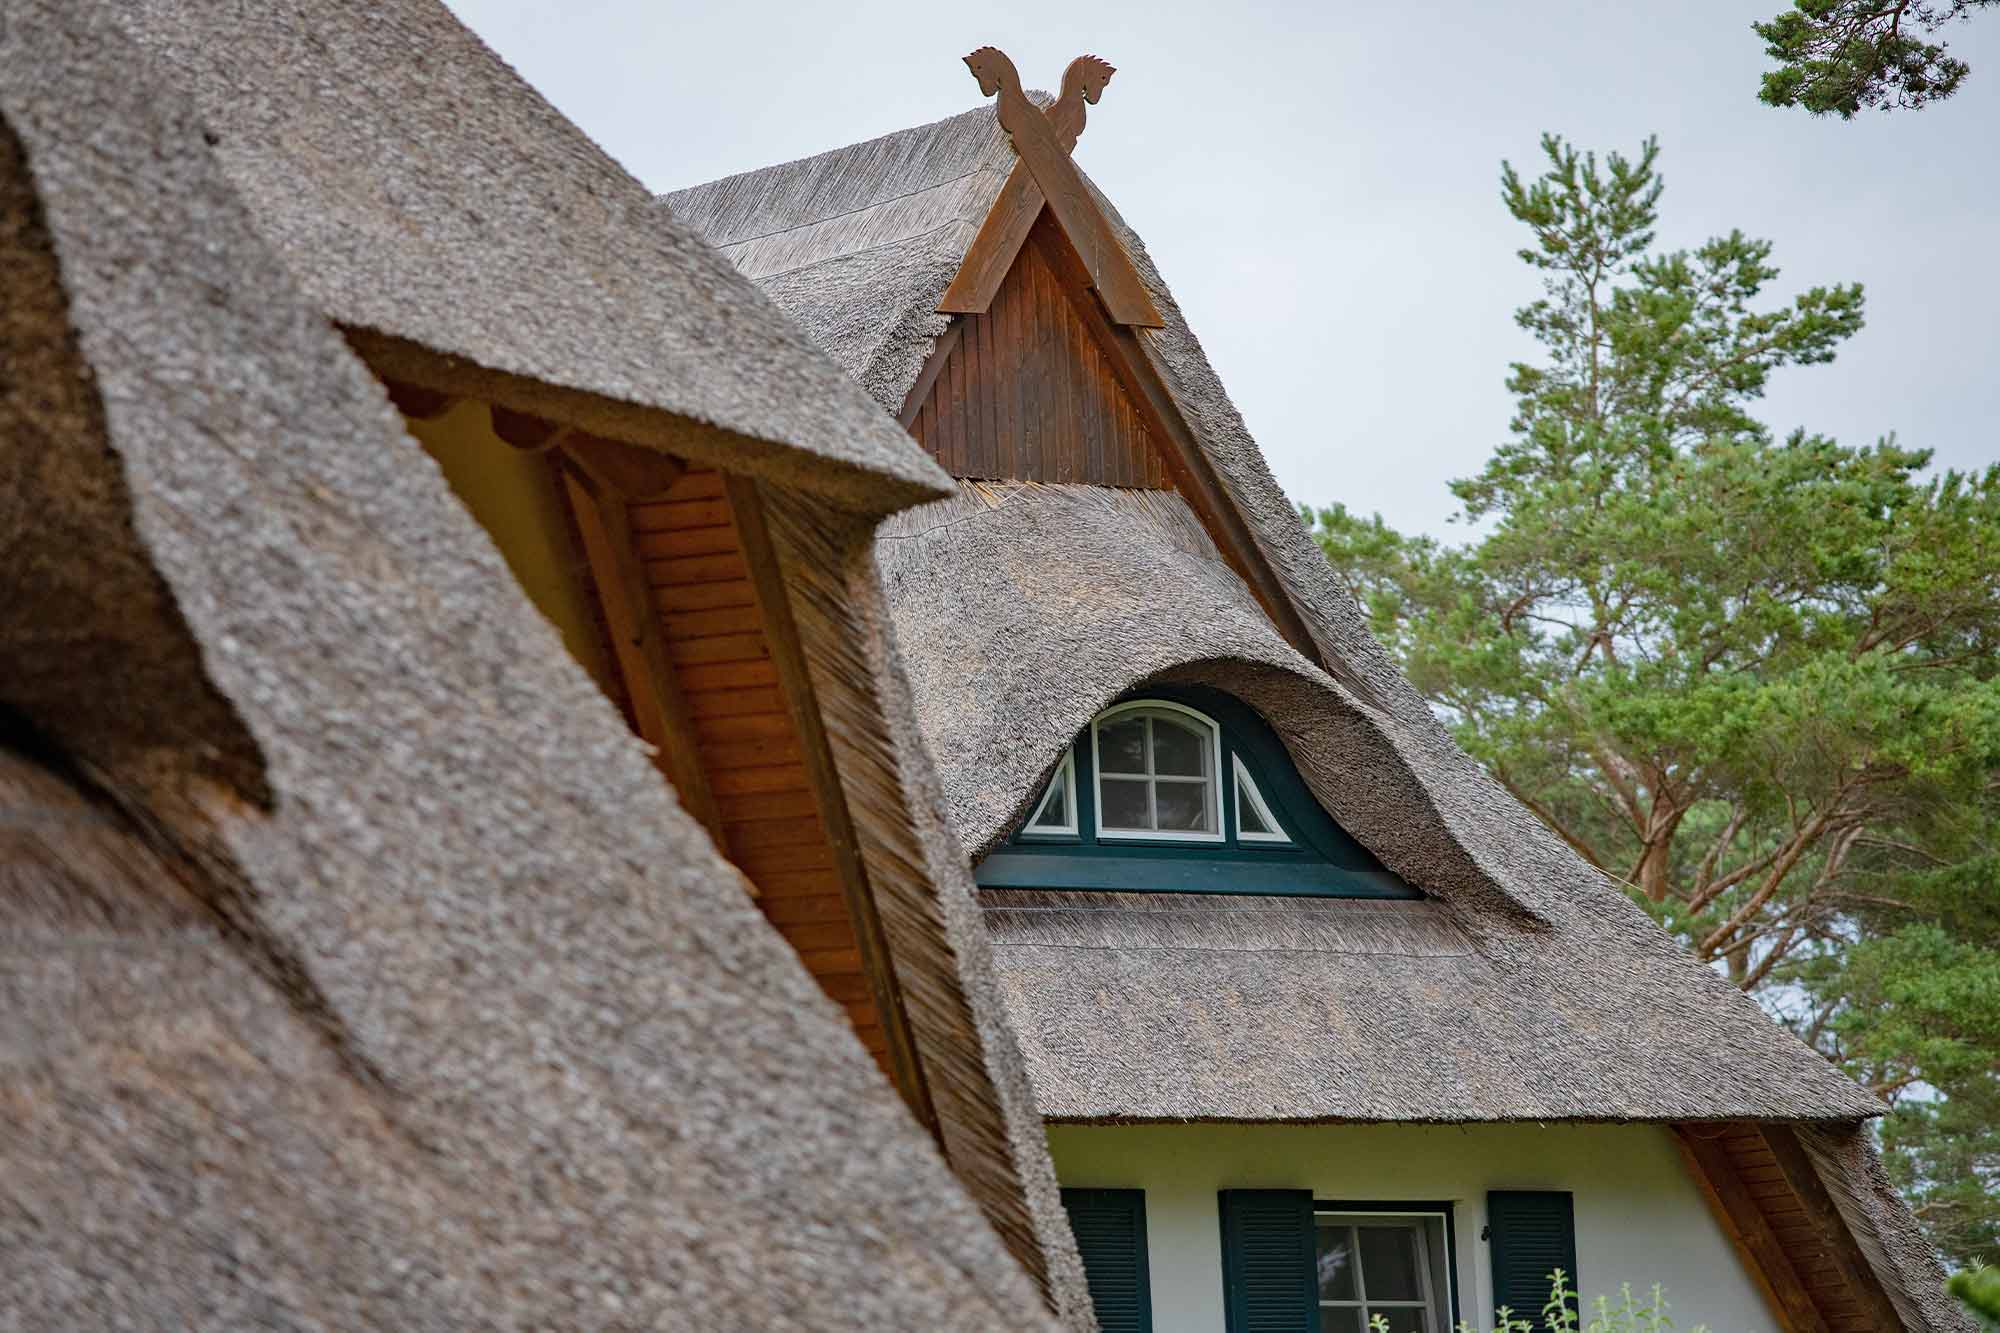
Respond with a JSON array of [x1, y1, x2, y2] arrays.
[[940, 47, 1163, 328]]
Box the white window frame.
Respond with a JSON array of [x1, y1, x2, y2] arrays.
[[1313, 1209, 1454, 1333], [1090, 699, 1226, 843], [1020, 751, 1078, 837], [1232, 753, 1292, 844]]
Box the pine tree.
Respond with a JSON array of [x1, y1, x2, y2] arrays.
[[1307, 134, 2000, 1264], [1755, 0, 1996, 116]]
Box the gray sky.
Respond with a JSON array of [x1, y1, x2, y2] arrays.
[[446, 0, 1996, 541]]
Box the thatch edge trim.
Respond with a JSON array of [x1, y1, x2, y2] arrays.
[[762, 489, 1094, 1329], [346, 327, 952, 515]]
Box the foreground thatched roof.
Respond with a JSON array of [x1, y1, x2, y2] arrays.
[[672, 102, 1973, 1323], [110, 0, 949, 511], [0, 5, 1057, 1324]]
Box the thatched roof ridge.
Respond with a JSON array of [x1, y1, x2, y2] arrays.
[[111, 0, 950, 511], [668, 104, 1017, 414], [0, 5, 1054, 1323]]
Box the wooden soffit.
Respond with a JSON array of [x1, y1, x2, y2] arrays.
[[1673, 1123, 1908, 1333], [941, 48, 1162, 329]]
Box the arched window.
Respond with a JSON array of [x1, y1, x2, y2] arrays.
[[981, 686, 1419, 900], [1091, 700, 1224, 841]]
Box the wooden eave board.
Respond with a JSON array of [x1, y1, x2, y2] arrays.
[[1676, 1123, 1908, 1333], [623, 469, 890, 1062]]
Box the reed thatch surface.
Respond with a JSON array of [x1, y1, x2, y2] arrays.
[[872, 482, 1877, 1124], [109, 0, 949, 511], [668, 104, 1018, 416], [0, 6, 1057, 1325]]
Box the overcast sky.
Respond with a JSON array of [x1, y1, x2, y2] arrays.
[[445, 0, 1995, 541]]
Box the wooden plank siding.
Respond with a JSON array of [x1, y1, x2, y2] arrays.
[[624, 467, 895, 1072], [906, 225, 1169, 488], [1673, 1123, 1907, 1333]]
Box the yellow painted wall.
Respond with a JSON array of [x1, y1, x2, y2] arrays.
[[403, 401, 615, 694]]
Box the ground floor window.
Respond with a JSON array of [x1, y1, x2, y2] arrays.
[[1315, 1207, 1455, 1333]]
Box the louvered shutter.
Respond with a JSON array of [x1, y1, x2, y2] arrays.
[[1487, 1190, 1579, 1326], [1218, 1189, 1317, 1333], [1061, 1189, 1153, 1333]]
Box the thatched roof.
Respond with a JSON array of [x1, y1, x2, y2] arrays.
[[675, 101, 1971, 1323], [668, 111, 1891, 1128], [0, 4, 1057, 1324], [872, 483, 1878, 1123], [110, 0, 949, 512]]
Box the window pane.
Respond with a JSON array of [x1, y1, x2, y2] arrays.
[[1318, 1310, 1362, 1333], [1358, 1226, 1422, 1302], [1100, 778, 1151, 830], [1031, 769, 1068, 827], [1363, 1309, 1427, 1333], [1099, 717, 1147, 775], [1154, 780, 1212, 832], [1152, 716, 1208, 776], [1316, 1224, 1359, 1302], [1237, 771, 1272, 835]]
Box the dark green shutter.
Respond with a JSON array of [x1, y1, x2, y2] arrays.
[[1062, 1188, 1153, 1333], [1219, 1189, 1317, 1333], [1487, 1190, 1579, 1325]]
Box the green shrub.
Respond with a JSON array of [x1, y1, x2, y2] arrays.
[[1369, 1270, 1710, 1333]]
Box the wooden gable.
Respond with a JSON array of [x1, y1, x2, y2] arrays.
[[905, 218, 1169, 488]]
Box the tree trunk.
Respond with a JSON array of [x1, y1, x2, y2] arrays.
[[1634, 802, 1687, 902]]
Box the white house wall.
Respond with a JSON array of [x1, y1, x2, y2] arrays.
[[1046, 1122, 1774, 1333]]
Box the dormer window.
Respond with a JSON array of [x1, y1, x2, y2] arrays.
[[982, 686, 1419, 900]]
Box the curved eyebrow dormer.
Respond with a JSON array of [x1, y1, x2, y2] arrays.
[[978, 686, 1419, 900]]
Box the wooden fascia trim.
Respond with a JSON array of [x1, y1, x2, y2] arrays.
[[937, 162, 1045, 319], [1024, 225, 1383, 710], [560, 463, 728, 847], [896, 320, 964, 431], [1762, 1124, 1911, 1332], [950, 152, 1159, 330], [724, 473, 941, 1141], [1671, 1125, 1830, 1333]]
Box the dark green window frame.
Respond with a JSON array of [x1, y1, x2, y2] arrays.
[[975, 685, 1420, 899]]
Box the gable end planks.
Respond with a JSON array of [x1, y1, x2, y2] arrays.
[[906, 227, 1168, 488]]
